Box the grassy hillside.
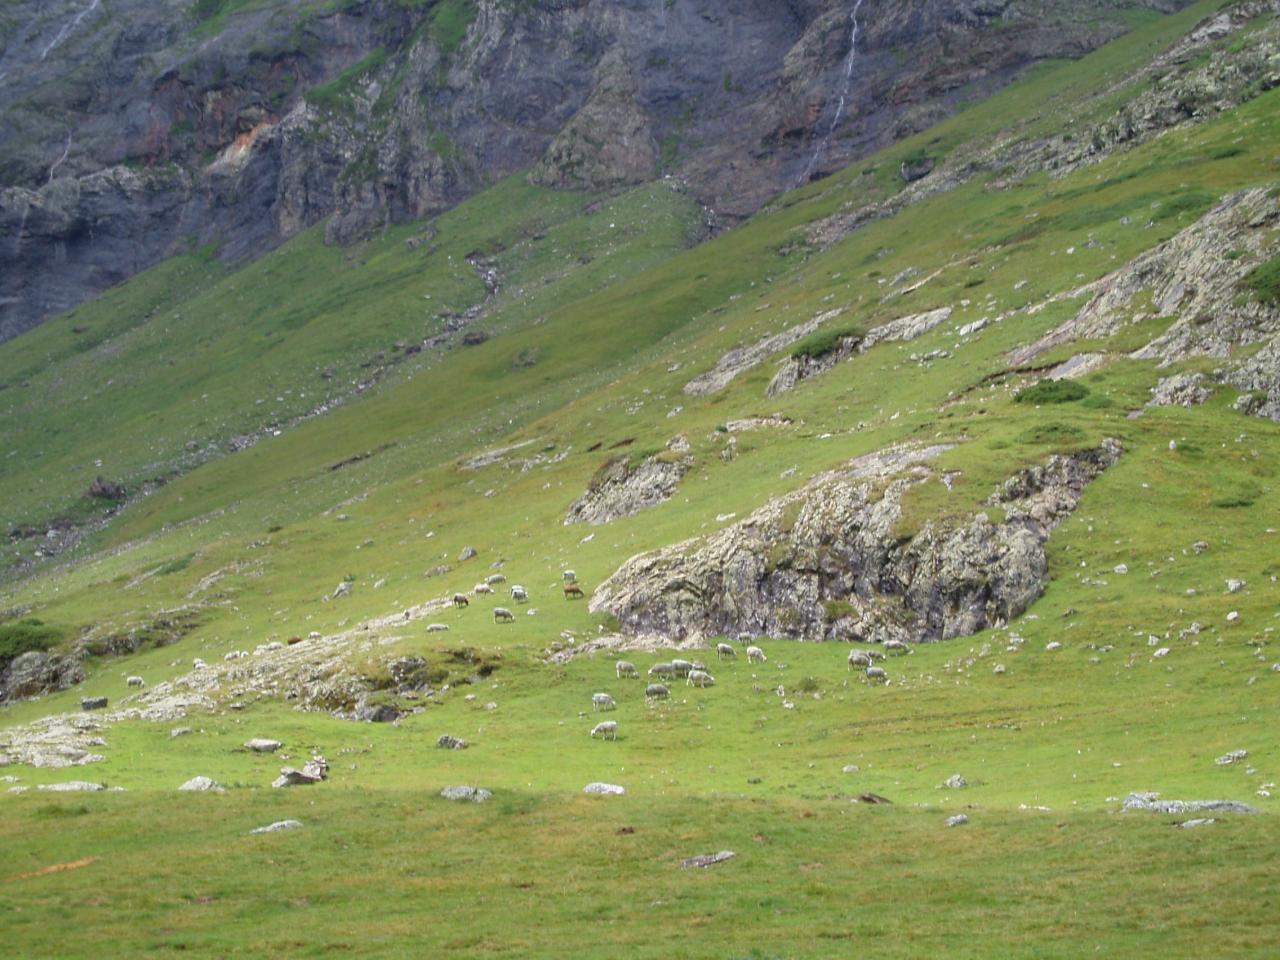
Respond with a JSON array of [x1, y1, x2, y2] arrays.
[[2, 0, 1279, 955]]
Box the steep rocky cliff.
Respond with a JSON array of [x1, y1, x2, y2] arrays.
[[0, 0, 1192, 341]]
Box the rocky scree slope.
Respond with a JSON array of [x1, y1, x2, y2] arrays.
[[0, 0, 1192, 340]]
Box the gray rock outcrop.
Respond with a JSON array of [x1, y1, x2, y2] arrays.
[[440, 785, 491, 803], [250, 819, 304, 834], [1122, 792, 1257, 814], [565, 451, 692, 526], [179, 776, 225, 793], [592, 439, 1121, 643], [0, 651, 84, 703]]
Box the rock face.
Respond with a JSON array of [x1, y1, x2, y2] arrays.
[[179, 776, 225, 793], [440, 784, 491, 803], [0, 0, 1193, 341], [1122, 792, 1257, 815], [592, 439, 1121, 643], [565, 451, 692, 526], [0, 651, 84, 703]]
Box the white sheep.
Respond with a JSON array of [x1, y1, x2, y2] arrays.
[[883, 640, 910, 656], [616, 660, 639, 679], [746, 645, 767, 663], [563, 569, 577, 582], [474, 583, 494, 595], [736, 632, 753, 643], [848, 650, 871, 670], [687, 669, 715, 688], [487, 573, 507, 585], [427, 623, 450, 632], [648, 662, 676, 678], [126, 675, 145, 688], [592, 693, 616, 711], [510, 585, 528, 602], [590, 720, 618, 740], [716, 643, 737, 660], [493, 607, 515, 623], [671, 659, 694, 677], [865, 666, 888, 683], [645, 683, 669, 700]]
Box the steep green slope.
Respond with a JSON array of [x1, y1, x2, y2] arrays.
[[2, 1, 1280, 956]]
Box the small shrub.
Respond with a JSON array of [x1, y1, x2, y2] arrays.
[[1210, 145, 1245, 159], [790, 325, 864, 361], [822, 600, 857, 620], [1016, 422, 1087, 446], [794, 675, 821, 694], [156, 553, 196, 576], [1014, 379, 1090, 405], [1242, 256, 1280, 306], [0, 618, 61, 662]]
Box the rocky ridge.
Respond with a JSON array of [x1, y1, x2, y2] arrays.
[[591, 439, 1122, 643]]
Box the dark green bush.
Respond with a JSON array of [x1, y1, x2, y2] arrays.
[[1014, 379, 1090, 405], [0, 618, 61, 662], [1243, 256, 1280, 306], [790, 325, 864, 361]]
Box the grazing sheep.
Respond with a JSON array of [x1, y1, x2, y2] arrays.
[[563, 570, 577, 582], [687, 669, 715, 688], [510, 585, 528, 602], [474, 583, 494, 595], [716, 643, 737, 660], [736, 632, 753, 643], [616, 660, 639, 679], [452, 593, 470, 608], [126, 675, 145, 688], [487, 573, 507, 585], [883, 640, 910, 656], [590, 720, 618, 740], [592, 693, 616, 712], [493, 607, 515, 623], [427, 623, 450, 632], [671, 659, 694, 677], [847, 650, 872, 670], [648, 662, 676, 679], [747, 645, 767, 664], [865, 666, 888, 683], [645, 683, 670, 700], [563, 582, 584, 599]]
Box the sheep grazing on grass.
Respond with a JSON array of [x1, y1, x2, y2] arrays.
[[865, 666, 888, 683], [746, 645, 767, 664], [510, 585, 528, 602], [590, 720, 618, 740], [427, 623, 450, 633], [645, 683, 670, 700], [848, 650, 872, 670], [563, 570, 576, 582], [452, 593, 470, 608], [592, 693, 616, 712], [487, 573, 507, 585], [671, 659, 694, 677], [736, 632, 753, 643], [883, 640, 910, 656], [616, 660, 639, 679], [687, 669, 715, 688], [563, 582, 584, 599], [474, 583, 494, 595], [649, 662, 676, 679], [716, 643, 737, 660], [493, 607, 515, 624], [126, 675, 145, 688]]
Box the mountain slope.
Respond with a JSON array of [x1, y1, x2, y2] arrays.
[[0, 0, 1195, 341], [2, 1, 1280, 956]]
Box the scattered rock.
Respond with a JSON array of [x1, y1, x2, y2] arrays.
[[179, 776, 225, 793], [170, 727, 193, 738], [437, 735, 469, 750], [944, 814, 970, 827], [440, 785, 492, 803], [583, 782, 626, 795], [1215, 750, 1248, 766], [1226, 579, 1245, 593], [565, 451, 692, 526], [1122, 792, 1257, 814], [80, 697, 108, 711], [37, 781, 104, 792], [941, 773, 968, 789], [244, 738, 282, 753], [842, 764, 859, 774], [354, 699, 400, 723], [331, 580, 353, 600], [272, 756, 328, 789], [458, 546, 478, 562], [250, 819, 303, 834], [681, 850, 736, 869], [1174, 818, 1218, 828], [88, 476, 126, 501]]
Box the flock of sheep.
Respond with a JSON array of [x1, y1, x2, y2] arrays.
[[443, 569, 907, 741]]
